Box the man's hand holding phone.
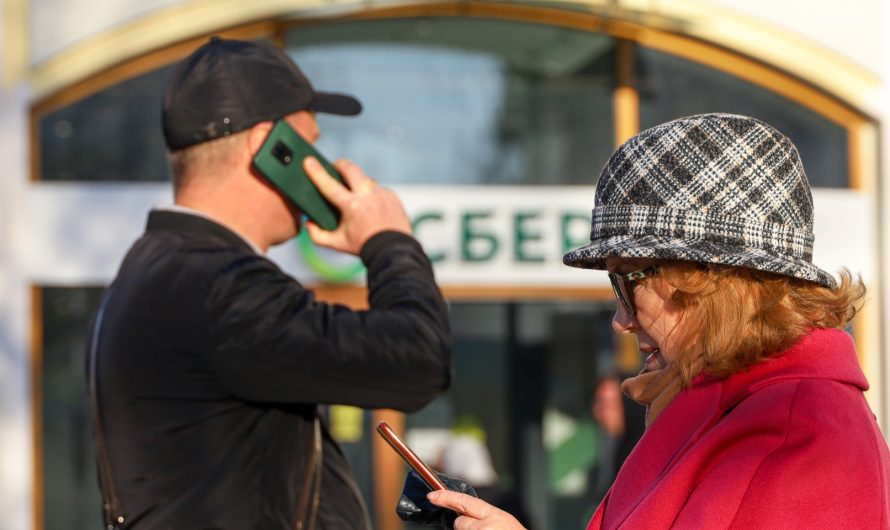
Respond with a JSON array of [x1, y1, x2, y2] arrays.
[[302, 156, 412, 255]]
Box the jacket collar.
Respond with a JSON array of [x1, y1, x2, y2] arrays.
[[713, 327, 867, 411], [146, 209, 258, 254]]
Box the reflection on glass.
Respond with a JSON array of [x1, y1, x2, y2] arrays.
[[39, 67, 174, 182], [286, 18, 615, 186], [636, 46, 849, 188], [405, 301, 636, 530], [40, 287, 104, 529], [326, 405, 378, 522]]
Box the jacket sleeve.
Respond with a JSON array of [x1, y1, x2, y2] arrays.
[[203, 231, 452, 412]]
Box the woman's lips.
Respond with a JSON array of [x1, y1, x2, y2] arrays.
[[642, 350, 666, 373]]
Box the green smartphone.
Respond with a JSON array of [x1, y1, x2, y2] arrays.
[[252, 119, 344, 231]]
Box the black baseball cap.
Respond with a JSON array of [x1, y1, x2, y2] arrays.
[[162, 36, 362, 150]]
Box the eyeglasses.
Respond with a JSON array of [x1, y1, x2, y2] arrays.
[[608, 265, 660, 316]]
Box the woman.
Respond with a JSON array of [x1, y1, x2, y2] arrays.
[[426, 113, 890, 529]]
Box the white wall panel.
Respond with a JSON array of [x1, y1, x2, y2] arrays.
[[30, 0, 183, 62], [0, 84, 34, 530], [710, 0, 883, 74]]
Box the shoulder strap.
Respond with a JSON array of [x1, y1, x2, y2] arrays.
[[294, 415, 323, 530], [89, 289, 324, 530], [87, 289, 127, 529]]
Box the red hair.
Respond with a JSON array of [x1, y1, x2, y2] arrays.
[[657, 263, 866, 384]]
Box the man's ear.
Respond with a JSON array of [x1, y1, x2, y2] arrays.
[[246, 121, 274, 156]]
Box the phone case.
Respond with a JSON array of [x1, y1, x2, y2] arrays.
[[252, 120, 344, 231], [376, 421, 447, 491]]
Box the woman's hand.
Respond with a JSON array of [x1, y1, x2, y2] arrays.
[[427, 490, 528, 530]]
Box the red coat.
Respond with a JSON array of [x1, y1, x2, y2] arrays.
[[588, 328, 890, 529]]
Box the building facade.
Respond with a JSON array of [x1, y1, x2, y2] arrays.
[[2, 1, 888, 529]]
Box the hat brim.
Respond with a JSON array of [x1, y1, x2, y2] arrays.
[[563, 234, 837, 288], [309, 92, 362, 116]]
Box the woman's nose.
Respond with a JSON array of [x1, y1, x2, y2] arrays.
[[612, 304, 636, 334]]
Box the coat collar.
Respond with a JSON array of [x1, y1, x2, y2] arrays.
[[714, 327, 867, 411], [146, 209, 259, 254], [599, 327, 865, 529]]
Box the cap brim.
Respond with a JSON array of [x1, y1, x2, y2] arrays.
[[309, 92, 362, 116], [563, 234, 837, 288]]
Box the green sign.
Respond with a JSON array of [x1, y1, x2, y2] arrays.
[[297, 229, 366, 283], [297, 208, 591, 283]]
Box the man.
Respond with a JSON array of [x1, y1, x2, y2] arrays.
[[87, 37, 452, 529], [588, 376, 643, 504]]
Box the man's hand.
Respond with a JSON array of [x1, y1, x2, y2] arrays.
[[426, 490, 528, 530], [303, 156, 412, 255]]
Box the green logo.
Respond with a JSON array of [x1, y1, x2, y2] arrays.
[[297, 230, 365, 283]]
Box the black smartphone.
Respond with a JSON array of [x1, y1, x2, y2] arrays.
[[252, 119, 344, 231], [376, 421, 447, 491]]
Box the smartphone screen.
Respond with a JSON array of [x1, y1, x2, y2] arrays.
[[252, 119, 344, 231], [376, 421, 447, 491]]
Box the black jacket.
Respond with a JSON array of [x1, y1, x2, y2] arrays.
[[89, 210, 452, 529]]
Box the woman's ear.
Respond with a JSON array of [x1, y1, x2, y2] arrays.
[[246, 121, 275, 156]]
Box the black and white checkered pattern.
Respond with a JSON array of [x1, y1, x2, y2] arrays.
[[563, 113, 836, 287]]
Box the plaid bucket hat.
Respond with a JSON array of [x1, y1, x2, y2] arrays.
[[563, 113, 836, 288]]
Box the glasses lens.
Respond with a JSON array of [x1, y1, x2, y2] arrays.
[[608, 273, 634, 315]]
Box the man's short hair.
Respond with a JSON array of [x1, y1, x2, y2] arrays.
[[167, 130, 249, 191]]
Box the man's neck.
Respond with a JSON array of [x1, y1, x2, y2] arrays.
[[173, 163, 300, 253]]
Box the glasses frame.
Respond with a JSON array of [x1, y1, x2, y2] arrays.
[[608, 265, 660, 316]]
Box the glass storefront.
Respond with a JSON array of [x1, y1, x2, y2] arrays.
[[35, 18, 854, 190], [404, 300, 635, 529], [636, 47, 849, 188], [38, 67, 174, 182], [286, 18, 616, 186], [38, 287, 104, 529]]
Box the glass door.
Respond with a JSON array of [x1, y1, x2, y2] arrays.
[[404, 300, 643, 530]]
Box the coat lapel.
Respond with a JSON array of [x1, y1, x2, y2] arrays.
[[602, 377, 723, 528]]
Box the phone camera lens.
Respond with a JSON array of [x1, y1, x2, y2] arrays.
[[272, 141, 294, 166]]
